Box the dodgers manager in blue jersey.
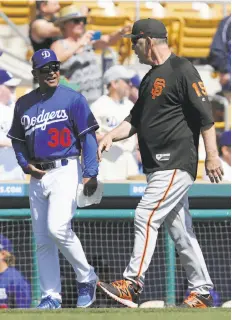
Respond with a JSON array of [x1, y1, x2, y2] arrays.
[[7, 49, 99, 309]]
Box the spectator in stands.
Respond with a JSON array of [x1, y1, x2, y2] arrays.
[[91, 65, 139, 180], [0, 69, 21, 108], [0, 70, 25, 181], [128, 74, 144, 173], [29, 0, 61, 52], [208, 15, 231, 102], [209, 95, 227, 123], [0, 85, 11, 108], [51, 4, 131, 105], [203, 130, 231, 182], [0, 234, 31, 308], [129, 74, 141, 104]]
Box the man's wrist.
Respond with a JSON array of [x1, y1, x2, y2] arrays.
[[83, 174, 97, 179], [21, 163, 30, 174], [206, 151, 219, 160], [109, 133, 116, 142]]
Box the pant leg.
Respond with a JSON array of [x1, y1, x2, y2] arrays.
[[165, 193, 213, 294], [46, 158, 96, 283], [123, 169, 193, 284], [29, 177, 61, 300]]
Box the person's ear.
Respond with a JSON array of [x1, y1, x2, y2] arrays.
[[32, 69, 37, 80], [111, 80, 117, 90], [1, 250, 7, 258], [40, 2, 47, 13], [225, 146, 231, 154], [146, 37, 153, 49], [221, 146, 229, 156]]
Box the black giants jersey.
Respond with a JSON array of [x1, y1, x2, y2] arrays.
[[125, 53, 214, 180]]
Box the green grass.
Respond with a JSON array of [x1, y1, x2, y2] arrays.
[[0, 308, 230, 320]]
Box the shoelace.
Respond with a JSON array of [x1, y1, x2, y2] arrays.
[[185, 293, 199, 304], [112, 280, 130, 291], [78, 283, 94, 296], [39, 296, 59, 308]]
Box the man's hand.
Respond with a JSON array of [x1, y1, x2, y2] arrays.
[[97, 134, 113, 162], [79, 31, 94, 47], [120, 25, 132, 35], [83, 177, 98, 196], [26, 164, 46, 180], [205, 156, 224, 183]]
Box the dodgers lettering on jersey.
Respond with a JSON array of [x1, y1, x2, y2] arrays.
[[7, 85, 99, 162], [0, 267, 31, 308]]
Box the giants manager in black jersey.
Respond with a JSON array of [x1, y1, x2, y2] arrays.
[[97, 19, 223, 308]]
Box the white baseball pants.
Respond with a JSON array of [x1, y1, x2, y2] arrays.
[[29, 158, 96, 301], [123, 169, 213, 294]]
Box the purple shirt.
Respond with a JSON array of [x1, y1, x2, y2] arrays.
[[0, 267, 31, 308]]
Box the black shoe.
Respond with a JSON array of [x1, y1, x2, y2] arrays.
[[181, 292, 213, 308], [98, 279, 139, 308]]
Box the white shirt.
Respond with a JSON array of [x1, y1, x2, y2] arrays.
[[0, 105, 25, 181], [219, 158, 231, 182], [91, 95, 138, 180]]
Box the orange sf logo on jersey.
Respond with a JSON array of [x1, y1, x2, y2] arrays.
[[151, 78, 166, 99]]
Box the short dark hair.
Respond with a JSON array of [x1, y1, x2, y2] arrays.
[[36, 0, 47, 10]]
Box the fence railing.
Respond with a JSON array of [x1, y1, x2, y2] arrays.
[[0, 208, 230, 307]]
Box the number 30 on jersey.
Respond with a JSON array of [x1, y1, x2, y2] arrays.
[[48, 128, 71, 147]]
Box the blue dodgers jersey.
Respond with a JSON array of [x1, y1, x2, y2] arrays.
[[0, 267, 31, 308], [8, 85, 99, 162]]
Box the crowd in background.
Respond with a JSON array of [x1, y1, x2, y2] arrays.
[[0, 1, 231, 182]]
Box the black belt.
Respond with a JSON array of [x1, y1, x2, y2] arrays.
[[35, 158, 69, 171]]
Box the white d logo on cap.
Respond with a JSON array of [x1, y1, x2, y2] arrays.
[[42, 50, 51, 59]]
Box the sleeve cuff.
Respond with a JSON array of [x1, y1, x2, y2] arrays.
[[124, 114, 138, 128], [78, 124, 99, 137], [7, 134, 26, 142], [201, 121, 214, 129], [83, 168, 98, 178]]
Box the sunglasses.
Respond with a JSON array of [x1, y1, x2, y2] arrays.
[[131, 34, 145, 46], [121, 78, 131, 84], [39, 63, 60, 74], [70, 17, 87, 25]]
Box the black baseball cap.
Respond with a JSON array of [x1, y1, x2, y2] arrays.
[[124, 18, 167, 39]]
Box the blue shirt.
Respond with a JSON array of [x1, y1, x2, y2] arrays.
[[8, 85, 99, 162], [0, 267, 31, 308], [209, 15, 231, 91]]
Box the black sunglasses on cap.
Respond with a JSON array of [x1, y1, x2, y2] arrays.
[[70, 17, 87, 25], [131, 34, 167, 46], [39, 62, 60, 74], [131, 34, 145, 46]]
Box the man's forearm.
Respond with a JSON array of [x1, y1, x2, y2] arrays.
[[80, 131, 98, 178], [108, 121, 137, 142], [201, 124, 219, 159], [11, 140, 30, 172]]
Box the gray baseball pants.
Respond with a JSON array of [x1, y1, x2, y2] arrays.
[[123, 169, 213, 294]]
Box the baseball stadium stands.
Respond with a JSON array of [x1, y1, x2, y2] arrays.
[[0, 0, 230, 60]]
